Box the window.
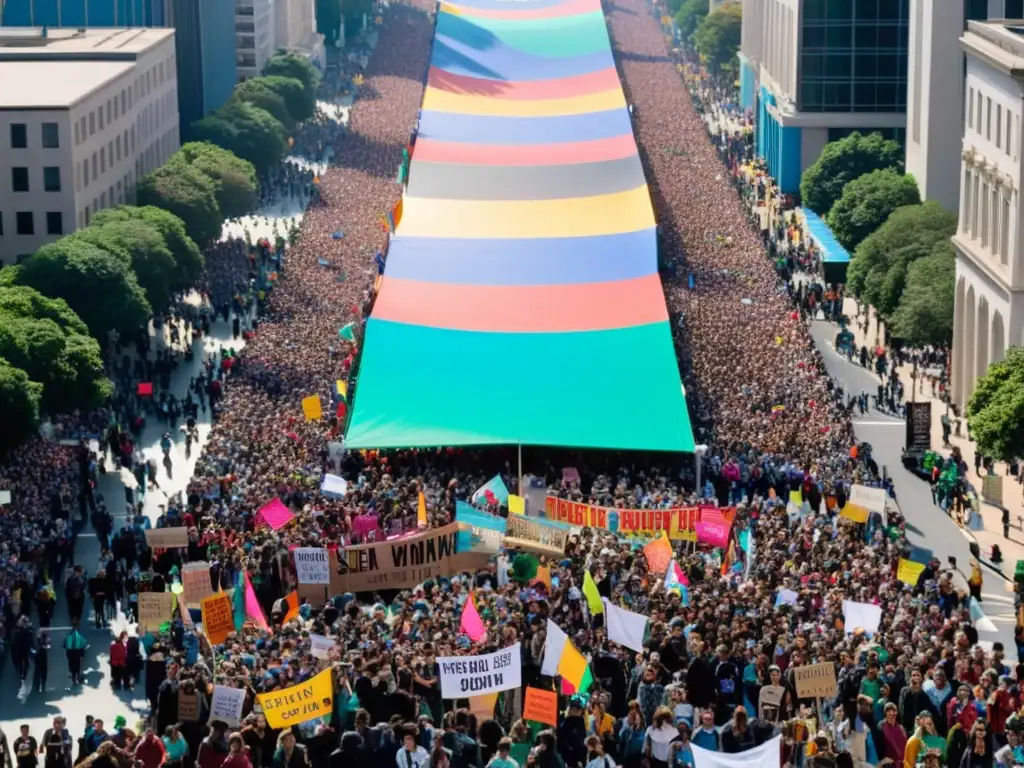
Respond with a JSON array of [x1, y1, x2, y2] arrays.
[[74, 122, 80, 146], [0, 212, 3, 235], [969, 87, 975, 129], [98, 107, 104, 130], [1001, 196, 1011, 265], [121, 90, 126, 113], [45, 212, 62, 236], [978, 92, 983, 135], [43, 166, 61, 192], [106, 101, 111, 124], [997, 104, 1002, 149], [116, 135, 121, 162], [92, 154, 97, 178], [41, 122, 59, 148], [963, 169, 972, 231], [100, 150, 106, 174], [9, 123, 27, 148], [992, 186, 1000, 256], [89, 112, 95, 135], [981, 181, 989, 247], [83, 159, 90, 186], [15, 211, 33, 235], [972, 173, 980, 235], [1007, 111, 1013, 156], [11, 167, 29, 193], [987, 97, 992, 140]]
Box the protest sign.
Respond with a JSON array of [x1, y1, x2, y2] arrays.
[[842, 599, 882, 636], [145, 527, 188, 549], [693, 735, 781, 768], [438, 644, 522, 698], [468, 694, 499, 721], [294, 548, 331, 585], [504, 515, 569, 555], [643, 535, 673, 573], [137, 592, 174, 633], [309, 634, 334, 659], [210, 685, 246, 727], [256, 668, 334, 728], [258, 498, 295, 530], [695, 520, 730, 548], [982, 475, 1004, 507], [301, 395, 322, 421], [793, 662, 837, 699], [455, 503, 507, 554], [849, 484, 887, 514], [201, 593, 234, 646], [524, 687, 558, 725], [897, 558, 926, 587], [0, 490, 10, 505], [758, 685, 786, 722], [178, 690, 199, 721], [182, 562, 214, 604]]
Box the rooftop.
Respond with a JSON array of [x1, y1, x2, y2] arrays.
[[0, 59, 135, 108], [962, 19, 1024, 78], [0, 27, 174, 60]]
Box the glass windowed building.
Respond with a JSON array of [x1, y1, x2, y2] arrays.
[[738, 0, 910, 196]]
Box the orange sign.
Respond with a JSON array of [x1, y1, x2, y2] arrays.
[[524, 687, 558, 726], [200, 593, 234, 646]]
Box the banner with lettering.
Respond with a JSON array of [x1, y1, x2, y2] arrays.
[[256, 668, 334, 728], [544, 497, 731, 540], [504, 515, 572, 554], [438, 643, 523, 698]]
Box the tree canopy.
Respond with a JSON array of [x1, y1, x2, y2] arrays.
[[825, 169, 921, 253], [192, 99, 288, 176], [92, 205, 204, 291], [0, 358, 42, 453], [800, 131, 904, 216], [263, 54, 319, 109], [257, 75, 317, 125], [888, 239, 955, 349], [967, 346, 1024, 463], [693, 2, 742, 75], [137, 163, 223, 246], [173, 142, 258, 220], [847, 201, 957, 320], [674, 0, 708, 39], [16, 237, 151, 339], [233, 78, 294, 129], [76, 220, 178, 313]]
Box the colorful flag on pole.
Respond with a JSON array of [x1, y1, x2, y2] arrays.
[[558, 639, 593, 694], [582, 571, 603, 615], [459, 591, 487, 642], [417, 492, 428, 527], [471, 474, 509, 507]]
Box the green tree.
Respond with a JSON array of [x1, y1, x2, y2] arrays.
[[192, 100, 288, 176], [966, 346, 1024, 463], [234, 79, 294, 129], [264, 53, 319, 92], [77, 220, 178, 313], [693, 3, 742, 75], [257, 75, 317, 124], [137, 164, 223, 245], [0, 284, 90, 337], [847, 201, 957, 319], [674, 0, 708, 38], [888, 239, 955, 349], [0, 358, 42, 452], [800, 131, 904, 216], [16, 238, 151, 339], [174, 142, 258, 220], [825, 169, 920, 253], [92, 206, 205, 292]]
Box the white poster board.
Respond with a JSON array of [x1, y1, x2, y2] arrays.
[[309, 633, 334, 659], [438, 643, 522, 698], [210, 685, 246, 727], [294, 548, 331, 585]]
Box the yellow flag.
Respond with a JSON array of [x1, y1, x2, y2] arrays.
[[582, 570, 603, 614], [840, 503, 869, 524], [789, 490, 802, 506], [301, 394, 322, 421], [417, 492, 427, 527], [897, 558, 926, 586], [508, 494, 525, 515]]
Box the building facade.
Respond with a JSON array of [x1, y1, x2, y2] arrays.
[[739, 0, 910, 196], [951, 20, 1024, 410], [0, 28, 179, 264], [0, 0, 168, 27], [237, 0, 275, 80], [274, 0, 325, 70], [173, 0, 238, 133]]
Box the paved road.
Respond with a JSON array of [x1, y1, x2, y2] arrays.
[[806, 316, 1018, 649], [0, 311, 245, 737]]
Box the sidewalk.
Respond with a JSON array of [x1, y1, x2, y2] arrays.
[[837, 296, 1024, 577]]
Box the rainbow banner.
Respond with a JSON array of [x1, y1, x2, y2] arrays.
[[345, 0, 694, 452]]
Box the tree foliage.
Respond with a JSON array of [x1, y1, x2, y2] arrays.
[[0, 358, 42, 453], [800, 131, 904, 216], [16, 238, 151, 339], [76, 221, 178, 313], [693, 3, 742, 75], [262, 53, 319, 101], [174, 142, 258, 220], [257, 75, 317, 124], [192, 100, 288, 176], [92, 206, 204, 291], [674, 0, 708, 38], [847, 201, 957, 320], [234, 79, 294, 129], [825, 169, 921, 253], [966, 346, 1024, 463], [137, 163, 223, 246], [888, 239, 955, 349]]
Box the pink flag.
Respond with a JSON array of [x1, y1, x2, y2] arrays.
[[257, 498, 295, 530], [244, 572, 270, 632], [459, 590, 487, 642]]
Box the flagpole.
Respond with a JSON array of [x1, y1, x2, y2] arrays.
[[517, 440, 523, 507]]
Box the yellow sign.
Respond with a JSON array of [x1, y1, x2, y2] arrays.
[[301, 395, 322, 421], [789, 490, 802, 506], [257, 668, 334, 728], [839, 503, 869, 524], [508, 494, 525, 515], [897, 558, 926, 587], [200, 593, 234, 646]]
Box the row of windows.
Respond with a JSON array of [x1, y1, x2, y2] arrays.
[[802, 23, 905, 49], [800, 81, 907, 113], [961, 166, 1012, 269], [803, 0, 907, 22], [967, 86, 1016, 159], [9, 166, 62, 193], [801, 52, 908, 80], [79, 128, 137, 191], [9, 123, 60, 150], [0, 211, 63, 237]]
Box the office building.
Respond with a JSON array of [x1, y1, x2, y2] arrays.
[[738, 0, 910, 196], [0, 0, 167, 27], [172, 0, 238, 132], [274, 0, 325, 70], [951, 20, 1024, 409], [236, 0, 275, 80], [0, 27, 179, 264]]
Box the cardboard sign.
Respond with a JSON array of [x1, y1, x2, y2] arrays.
[[182, 562, 214, 605], [524, 687, 558, 726], [137, 592, 174, 633], [982, 475, 1004, 507], [200, 593, 234, 646], [310, 634, 334, 659], [438, 644, 522, 698], [256, 668, 334, 729], [178, 690, 199, 721], [848, 484, 887, 514], [468, 694, 499, 721], [793, 662, 837, 699], [758, 685, 786, 721], [145, 527, 189, 549], [210, 685, 246, 727], [504, 516, 569, 555], [331, 523, 462, 592], [294, 548, 331, 585]]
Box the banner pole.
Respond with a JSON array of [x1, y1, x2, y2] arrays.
[[517, 441, 523, 508]]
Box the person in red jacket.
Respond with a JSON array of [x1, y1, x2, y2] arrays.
[[108, 632, 128, 690], [133, 729, 165, 768]]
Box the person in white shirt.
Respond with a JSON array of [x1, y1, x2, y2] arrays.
[[396, 728, 430, 768]]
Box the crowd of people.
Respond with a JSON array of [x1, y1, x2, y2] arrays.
[[0, 2, 1018, 768]]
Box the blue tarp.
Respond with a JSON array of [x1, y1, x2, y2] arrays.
[[801, 208, 851, 265]]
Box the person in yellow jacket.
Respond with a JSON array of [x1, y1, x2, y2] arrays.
[[905, 713, 945, 767], [968, 560, 983, 602]]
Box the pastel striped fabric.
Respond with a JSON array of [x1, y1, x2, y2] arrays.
[[344, 0, 695, 452]]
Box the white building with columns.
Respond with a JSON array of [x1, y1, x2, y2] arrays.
[[951, 20, 1024, 410]]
